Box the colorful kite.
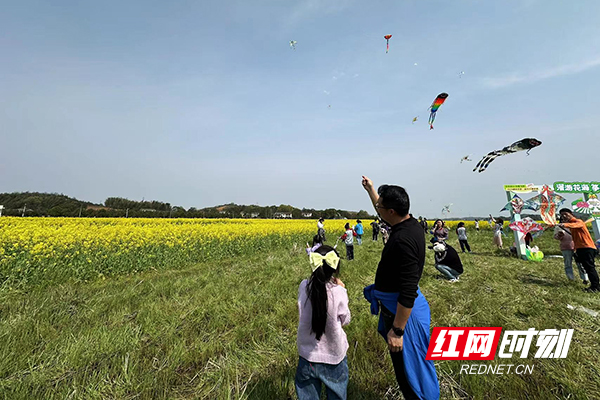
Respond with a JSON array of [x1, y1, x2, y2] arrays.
[[290, 40, 297, 50], [523, 189, 565, 218], [509, 217, 544, 237], [412, 116, 418, 124], [428, 93, 448, 130], [473, 138, 542, 173], [460, 155, 472, 163], [525, 185, 564, 225], [384, 35, 392, 53], [500, 194, 524, 214], [458, 71, 465, 78]]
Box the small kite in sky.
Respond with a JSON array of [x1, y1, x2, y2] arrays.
[[323, 90, 330, 95], [459, 71, 465, 78], [384, 34, 392, 53], [412, 116, 418, 124], [460, 155, 471, 163], [290, 40, 297, 50], [473, 138, 542, 173], [414, 63, 418, 66], [328, 105, 331, 109], [428, 93, 448, 130], [441, 204, 452, 215]]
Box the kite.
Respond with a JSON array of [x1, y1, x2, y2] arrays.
[[460, 155, 472, 163], [500, 194, 524, 214], [441, 204, 452, 215], [523, 185, 564, 225], [384, 34, 392, 53], [290, 40, 297, 50], [412, 116, 418, 124], [428, 93, 448, 130], [509, 217, 544, 237], [459, 71, 465, 78], [473, 138, 542, 173], [522, 188, 565, 218]]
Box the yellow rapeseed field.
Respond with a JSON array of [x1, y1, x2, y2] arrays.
[[0, 217, 500, 289], [0, 217, 370, 289]]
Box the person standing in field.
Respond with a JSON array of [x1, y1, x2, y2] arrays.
[[317, 218, 326, 242], [474, 219, 480, 232], [455, 222, 471, 253], [354, 219, 364, 245], [430, 219, 449, 244], [558, 209, 599, 293], [490, 215, 504, 249], [340, 223, 357, 261], [361, 176, 439, 400], [371, 219, 380, 241], [296, 245, 350, 399], [422, 217, 429, 234], [553, 225, 589, 284]]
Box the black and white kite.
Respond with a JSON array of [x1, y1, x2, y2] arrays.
[[473, 138, 542, 173]]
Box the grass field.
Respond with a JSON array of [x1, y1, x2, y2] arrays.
[[1, 218, 599, 399]]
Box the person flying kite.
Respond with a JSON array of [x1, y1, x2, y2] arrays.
[[384, 35, 392, 53], [428, 93, 448, 130], [473, 138, 542, 173]]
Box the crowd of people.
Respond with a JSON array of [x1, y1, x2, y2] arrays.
[[297, 186, 599, 399]]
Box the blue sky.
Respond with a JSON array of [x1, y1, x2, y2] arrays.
[[1, 0, 599, 217]]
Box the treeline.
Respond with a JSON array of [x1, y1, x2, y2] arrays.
[[0, 192, 95, 217], [0, 192, 375, 219]]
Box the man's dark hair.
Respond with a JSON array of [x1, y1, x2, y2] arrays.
[[378, 185, 410, 216], [559, 208, 573, 215]]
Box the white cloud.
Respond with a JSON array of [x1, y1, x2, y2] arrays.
[[482, 57, 600, 88]]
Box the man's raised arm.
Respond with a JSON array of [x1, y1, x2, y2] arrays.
[[361, 175, 379, 212]]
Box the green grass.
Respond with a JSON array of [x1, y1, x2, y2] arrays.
[[1, 229, 599, 399]]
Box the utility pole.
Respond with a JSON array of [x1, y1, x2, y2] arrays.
[[0, 205, 4, 217], [22, 204, 26, 217], [79, 204, 83, 218], [126, 208, 129, 218]]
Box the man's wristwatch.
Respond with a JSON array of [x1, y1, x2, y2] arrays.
[[392, 325, 404, 337]]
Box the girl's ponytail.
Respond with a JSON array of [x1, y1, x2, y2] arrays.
[[306, 245, 340, 340]]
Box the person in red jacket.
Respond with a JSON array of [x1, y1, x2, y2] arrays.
[[558, 209, 599, 293]]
